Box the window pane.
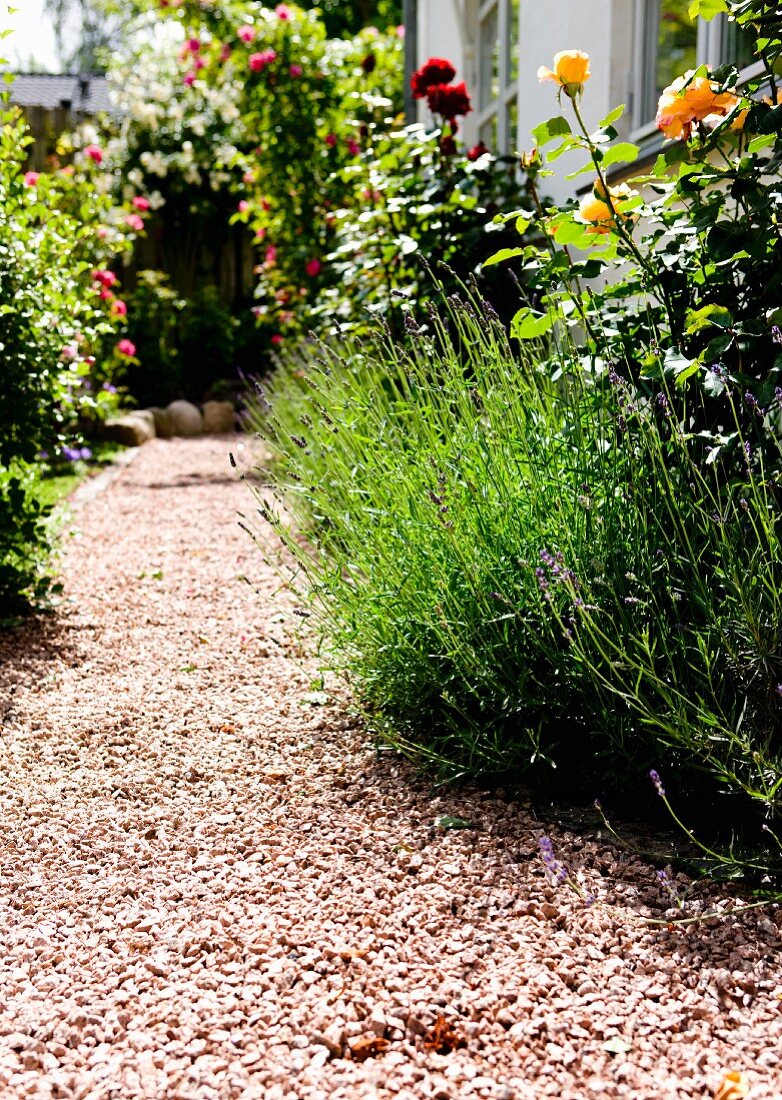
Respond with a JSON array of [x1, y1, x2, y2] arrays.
[[480, 115, 498, 150], [479, 4, 500, 108], [722, 19, 756, 71], [505, 98, 518, 151], [656, 0, 698, 96], [507, 0, 520, 82]]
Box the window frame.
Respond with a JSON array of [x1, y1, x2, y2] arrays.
[[474, 0, 520, 152], [630, 0, 765, 141]]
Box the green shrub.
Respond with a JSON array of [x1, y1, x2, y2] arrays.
[[0, 103, 133, 610], [247, 285, 781, 871]]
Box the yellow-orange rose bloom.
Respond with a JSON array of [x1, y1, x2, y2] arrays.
[[578, 181, 637, 235], [656, 70, 739, 139], [537, 50, 591, 97]]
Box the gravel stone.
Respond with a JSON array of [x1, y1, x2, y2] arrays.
[[0, 436, 779, 1099]]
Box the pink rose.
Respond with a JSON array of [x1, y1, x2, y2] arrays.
[[132, 196, 150, 211], [238, 200, 250, 213], [325, 132, 337, 147], [193, 57, 206, 71], [289, 64, 303, 78], [92, 269, 117, 288], [264, 245, 278, 267], [125, 213, 145, 232], [249, 49, 276, 72], [238, 25, 256, 43], [184, 72, 196, 86], [219, 44, 232, 62], [61, 345, 77, 360], [111, 299, 128, 317], [116, 339, 136, 358], [305, 258, 322, 277], [23, 171, 40, 187], [97, 227, 109, 239], [347, 138, 360, 156], [84, 144, 103, 165], [99, 288, 115, 301], [187, 37, 201, 52], [275, 4, 291, 19], [271, 334, 283, 345]]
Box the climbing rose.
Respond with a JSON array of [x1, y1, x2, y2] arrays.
[[132, 196, 150, 211], [111, 299, 128, 317], [467, 142, 490, 161], [346, 138, 360, 156], [275, 4, 291, 18], [325, 132, 338, 147], [289, 64, 303, 78], [537, 50, 591, 97], [84, 144, 103, 164], [23, 171, 40, 186], [238, 199, 250, 213], [183, 72, 196, 86], [426, 82, 472, 122], [271, 334, 283, 345], [238, 25, 256, 43], [125, 214, 145, 232], [116, 339, 136, 358], [305, 258, 322, 277], [411, 57, 456, 99]]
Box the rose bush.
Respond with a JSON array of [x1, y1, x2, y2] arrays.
[[0, 101, 139, 610]]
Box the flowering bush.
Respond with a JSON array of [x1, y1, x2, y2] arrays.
[[104, 2, 402, 355], [248, 3, 782, 873], [0, 105, 138, 609], [308, 116, 532, 338], [494, 0, 782, 469]]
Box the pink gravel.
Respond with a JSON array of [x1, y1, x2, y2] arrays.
[[0, 435, 779, 1100]]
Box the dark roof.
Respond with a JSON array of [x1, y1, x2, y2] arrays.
[[8, 73, 113, 114]]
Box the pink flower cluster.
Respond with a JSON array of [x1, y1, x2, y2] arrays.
[[249, 48, 277, 72]]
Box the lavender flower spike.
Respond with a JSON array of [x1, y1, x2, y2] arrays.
[[649, 769, 665, 797], [538, 835, 568, 885]]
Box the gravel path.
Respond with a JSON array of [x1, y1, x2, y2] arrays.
[[0, 436, 780, 1100]]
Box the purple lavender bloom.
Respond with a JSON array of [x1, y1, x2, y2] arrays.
[[744, 439, 752, 468], [62, 446, 82, 461], [102, 382, 117, 394], [744, 391, 764, 416], [538, 836, 568, 885], [776, 685, 782, 697], [772, 325, 782, 346], [649, 769, 665, 797], [79, 447, 92, 461]]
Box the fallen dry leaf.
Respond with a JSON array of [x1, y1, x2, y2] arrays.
[[423, 1014, 466, 1055], [347, 1035, 390, 1062], [715, 1070, 749, 1100]]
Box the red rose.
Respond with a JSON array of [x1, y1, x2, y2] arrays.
[[411, 57, 456, 99], [426, 81, 472, 122], [467, 142, 490, 161], [439, 134, 457, 157]]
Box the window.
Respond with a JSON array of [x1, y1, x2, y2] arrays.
[[632, 0, 759, 133], [476, 0, 520, 151]]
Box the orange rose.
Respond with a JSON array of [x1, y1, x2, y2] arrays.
[[538, 50, 591, 97], [656, 70, 739, 140], [577, 180, 637, 235], [714, 1070, 749, 1100]]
